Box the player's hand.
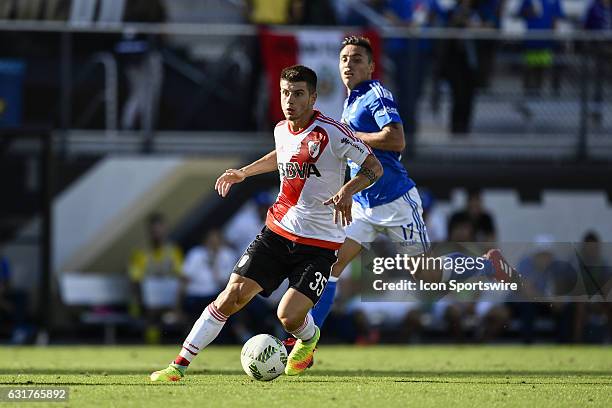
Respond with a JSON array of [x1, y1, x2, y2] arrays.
[[215, 169, 246, 197], [324, 188, 353, 227]]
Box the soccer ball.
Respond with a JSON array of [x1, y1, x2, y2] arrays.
[[240, 334, 288, 381]]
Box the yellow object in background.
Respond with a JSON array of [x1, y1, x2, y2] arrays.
[[128, 244, 183, 283], [250, 0, 292, 24]]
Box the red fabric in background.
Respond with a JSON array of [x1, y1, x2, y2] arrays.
[[259, 28, 382, 126], [259, 28, 298, 125]]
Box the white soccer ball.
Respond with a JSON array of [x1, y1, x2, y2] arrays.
[[240, 334, 288, 381]]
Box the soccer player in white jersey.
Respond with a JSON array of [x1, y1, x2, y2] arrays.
[[306, 36, 520, 334], [150, 65, 382, 381]]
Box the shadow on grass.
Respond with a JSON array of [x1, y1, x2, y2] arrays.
[[0, 368, 244, 375], [1, 368, 611, 386]]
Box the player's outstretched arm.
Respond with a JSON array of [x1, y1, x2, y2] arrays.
[[354, 122, 405, 152], [215, 150, 277, 197], [324, 154, 383, 226]]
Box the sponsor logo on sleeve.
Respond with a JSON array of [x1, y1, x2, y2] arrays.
[[375, 106, 399, 117], [340, 137, 365, 154]]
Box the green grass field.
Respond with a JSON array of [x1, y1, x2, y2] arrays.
[[0, 345, 610, 407]]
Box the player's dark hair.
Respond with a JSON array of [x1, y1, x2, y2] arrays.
[[467, 188, 482, 200], [280, 65, 317, 94], [447, 212, 473, 238], [340, 36, 373, 62], [147, 212, 165, 226], [583, 230, 599, 243]]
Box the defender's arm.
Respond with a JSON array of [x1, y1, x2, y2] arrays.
[[354, 122, 405, 152]]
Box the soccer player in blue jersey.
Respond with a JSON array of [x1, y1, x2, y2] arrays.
[[305, 36, 520, 333]]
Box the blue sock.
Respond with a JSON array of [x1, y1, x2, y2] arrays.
[[441, 252, 493, 281], [310, 279, 337, 328]]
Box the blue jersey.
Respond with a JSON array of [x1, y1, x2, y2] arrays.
[[0, 257, 10, 283], [584, 0, 612, 30], [342, 80, 415, 208], [518, 0, 565, 49]]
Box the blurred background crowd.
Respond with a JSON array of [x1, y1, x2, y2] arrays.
[[0, 0, 610, 135], [2, 187, 610, 346], [0, 0, 611, 346]]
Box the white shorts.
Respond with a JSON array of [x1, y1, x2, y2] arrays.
[[346, 187, 430, 256], [345, 298, 421, 325]]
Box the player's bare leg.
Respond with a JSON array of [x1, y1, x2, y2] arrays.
[[214, 273, 263, 316], [284, 238, 362, 352], [332, 238, 364, 279], [151, 274, 262, 382], [277, 288, 320, 375], [309, 238, 363, 328], [277, 288, 314, 333]]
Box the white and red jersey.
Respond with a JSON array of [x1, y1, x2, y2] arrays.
[[266, 111, 372, 249]]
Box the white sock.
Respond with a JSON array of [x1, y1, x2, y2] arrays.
[[290, 313, 316, 342], [179, 302, 227, 362]]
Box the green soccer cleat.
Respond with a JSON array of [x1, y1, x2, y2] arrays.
[[285, 327, 320, 376], [150, 364, 184, 382]]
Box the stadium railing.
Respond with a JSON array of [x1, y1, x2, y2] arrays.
[[0, 21, 610, 161]]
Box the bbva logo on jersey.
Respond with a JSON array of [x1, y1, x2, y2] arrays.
[[278, 162, 321, 179]]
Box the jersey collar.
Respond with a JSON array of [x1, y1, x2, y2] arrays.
[[286, 110, 320, 135], [351, 79, 379, 95], [348, 79, 380, 103]]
